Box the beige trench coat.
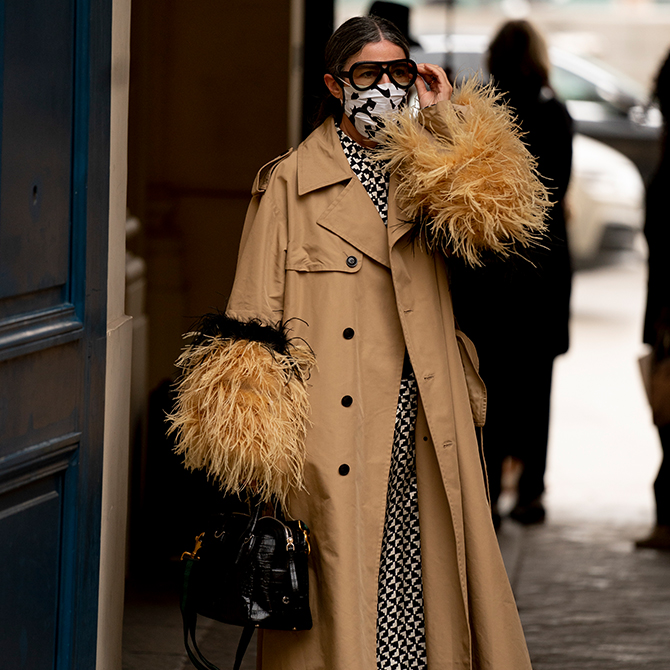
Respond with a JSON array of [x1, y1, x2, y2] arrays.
[[226, 105, 533, 670]]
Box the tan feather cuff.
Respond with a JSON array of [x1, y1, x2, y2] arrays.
[[167, 315, 315, 507], [374, 79, 551, 266]]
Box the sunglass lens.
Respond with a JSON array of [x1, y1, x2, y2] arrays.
[[351, 63, 381, 90], [390, 62, 414, 87]]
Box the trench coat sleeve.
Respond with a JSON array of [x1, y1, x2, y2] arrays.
[[226, 185, 288, 324], [417, 99, 469, 139]]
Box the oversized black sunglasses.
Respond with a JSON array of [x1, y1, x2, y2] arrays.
[[339, 59, 418, 92]]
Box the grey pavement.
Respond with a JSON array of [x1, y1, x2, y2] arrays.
[[123, 519, 670, 670], [497, 254, 670, 669], [507, 521, 670, 670], [122, 576, 257, 670], [123, 256, 670, 669]]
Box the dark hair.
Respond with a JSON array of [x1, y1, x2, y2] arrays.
[[653, 49, 670, 162], [654, 49, 670, 124], [312, 16, 410, 128], [487, 20, 551, 103]]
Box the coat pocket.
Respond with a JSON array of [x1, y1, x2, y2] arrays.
[[455, 330, 487, 428], [286, 231, 364, 274]]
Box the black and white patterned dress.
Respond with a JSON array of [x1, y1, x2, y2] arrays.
[[337, 126, 428, 670]]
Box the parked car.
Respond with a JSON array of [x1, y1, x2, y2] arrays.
[[411, 34, 651, 264], [567, 134, 644, 266], [412, 34, 662, 182]]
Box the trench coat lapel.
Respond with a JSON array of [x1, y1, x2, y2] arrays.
[[387, 175, 413, 249], [317, 179, 390, 268], [387, 180, 471, 615], [298, 119, 391, 268]]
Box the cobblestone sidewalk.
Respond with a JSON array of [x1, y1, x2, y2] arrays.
[[123, 518, 670, 670], [502, 520, 670, 670], [122, 575, 257, 670]]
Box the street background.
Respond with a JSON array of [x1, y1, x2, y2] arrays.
[[339, 0, 670, 97], [544, 252, 659, 525], [499, 252, 670, 669]]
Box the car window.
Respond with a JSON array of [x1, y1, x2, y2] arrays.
[[447, 52, 486, 80], [413, 50, 486, 83], [551, 66, 628, 118], [550, 66, 601, 103]]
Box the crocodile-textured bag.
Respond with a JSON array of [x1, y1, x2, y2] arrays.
[[180, 497, 312, 670]]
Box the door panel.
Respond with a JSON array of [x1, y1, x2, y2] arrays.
[[0, 0, 74, 299], [0, 471, 66, 669], [0, 0, 112, 666], [0, 344, 82, 457]]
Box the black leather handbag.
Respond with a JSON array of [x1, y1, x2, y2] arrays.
[[180, 497, 312, 670]]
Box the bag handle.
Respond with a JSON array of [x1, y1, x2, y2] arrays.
[[232, 626, 255, 670], [181, 557, 256, 670]]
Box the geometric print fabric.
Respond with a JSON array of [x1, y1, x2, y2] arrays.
[[375, 369, 428, 670], [337, 124, 390, 225], [337, 122, 427, 668]]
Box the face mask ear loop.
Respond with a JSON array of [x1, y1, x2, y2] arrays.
[[335, 77, 359, 132], [335, 76, 348, 107]]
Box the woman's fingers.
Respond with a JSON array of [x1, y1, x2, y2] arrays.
[[415, 73, 429, 97], [416, 63, 453, 107], [417, 62, 449, 87]]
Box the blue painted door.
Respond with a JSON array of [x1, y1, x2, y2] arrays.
[[0, 0, 112, 667]]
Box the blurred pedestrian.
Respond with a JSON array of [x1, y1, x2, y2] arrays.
[[636, 48, 670, 551], [450, 20, 574, 527], [169, 14, 548, 669]]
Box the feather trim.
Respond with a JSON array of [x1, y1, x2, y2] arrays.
[[166, 314, 315, 507], [373, 78, 551, 266]]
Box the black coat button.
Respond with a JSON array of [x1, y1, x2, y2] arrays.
[[341, 395, 353, 407], [346, 255, 358, 268], [343, 328, 355, 339], [338, 464, 350, 476]]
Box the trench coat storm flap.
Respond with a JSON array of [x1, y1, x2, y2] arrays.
[[225, 105, 533, 670]]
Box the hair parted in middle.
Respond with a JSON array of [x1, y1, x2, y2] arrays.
[[313, 15, 411, 127]]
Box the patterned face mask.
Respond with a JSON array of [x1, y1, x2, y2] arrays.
[[338, 80, 408, 140]]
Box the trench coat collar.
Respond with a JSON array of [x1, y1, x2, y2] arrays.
[[297, 117, 353, 196], [299, 118, 392, 269]]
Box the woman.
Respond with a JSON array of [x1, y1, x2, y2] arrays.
[[636, 48, 670, 550], [451, 20, 574, 527], [171, 15, 547, 669]]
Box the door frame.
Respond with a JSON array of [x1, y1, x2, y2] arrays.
[[95, 0, 133, 668]]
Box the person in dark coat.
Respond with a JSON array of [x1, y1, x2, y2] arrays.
[[636, 48, 670, 550], [368, 1, 420, 47], [450, 20, 573, 527]]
